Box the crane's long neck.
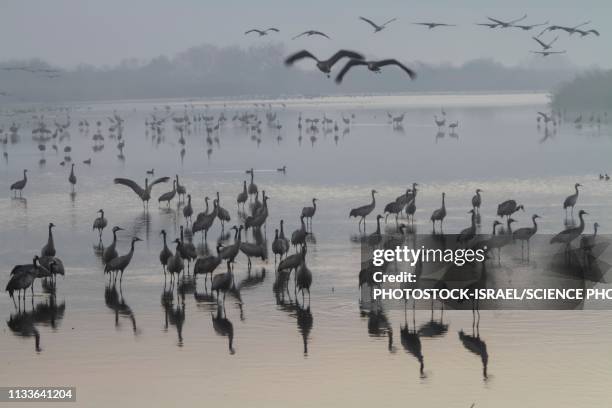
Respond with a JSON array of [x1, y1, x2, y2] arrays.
[[532, 217, 538, 232], [575, 185, 580, 195], [371, 191, 376, 206], [162, 233, 167, 247], [442, 194, 446, 209], [23, 170, 27, 181], [280, 221, 285, 238], [376, 217, 381, 234], [48, 226, 54, 244], [112, 230, 118, 243], [243, 181, 247, 193], [578, 213, 585, 229], [301, 217, 305, 230], [312, 199, 317, 211], [594, 225, 598, 238], [250, 171, 254, 183], [492, 223, 498, 235]]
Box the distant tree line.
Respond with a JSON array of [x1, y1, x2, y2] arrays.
[[552, 69, 612, 110], [0, 43, 581, 103]]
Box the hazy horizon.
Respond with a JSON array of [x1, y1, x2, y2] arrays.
[[0, 0, 609, 69]]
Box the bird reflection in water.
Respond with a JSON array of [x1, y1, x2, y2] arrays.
[[400, 302, 425, 378], [539, 127, 554, 143], [212, 306, 235, 355], [6, 296, 65, 353], [177, 275, 196, 296], [161, 282, 185, 347], [418, 300, 449, 339], [458, 308, 489, 381], [92, 241, 105, 262], [360, 300, 397, 354], [7, 308, 41, 352], [273, 280, 314, 356], [11, 197, 28, 209], [295, 296, 313, 356], [104, 283, 140, 336], [130, 211, 152, 243]]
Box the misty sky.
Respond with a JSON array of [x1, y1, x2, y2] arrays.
[[0, 0, 609, 69]]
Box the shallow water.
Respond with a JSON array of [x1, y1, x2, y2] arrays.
[[1, 93, 612, 407]]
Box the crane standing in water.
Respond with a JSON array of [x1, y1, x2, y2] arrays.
[[104, 237, 142, 284], [350, 190, 377, 231], [563, 183, 581, 217], [92, 209, 108, 241], [10, 169, 27, 197]]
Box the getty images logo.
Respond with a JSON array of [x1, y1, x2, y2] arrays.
[[372, 245, 487, 268]]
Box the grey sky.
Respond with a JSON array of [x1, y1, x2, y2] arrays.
[[0, 0, 609, 69]]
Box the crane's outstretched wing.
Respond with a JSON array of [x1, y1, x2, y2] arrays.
[[523, 21, 548, 29], [586, 29, 600, 36], [335, 59, 369, 84], [310, 30, 330, 39], [414, 22, 454, 27], [508, 14, 528, 25], [114, 178, 145, 197], [359, 16, 379, 29], [475, 23, 498, 28], [532, 36, 548, 48], [148, 177, 171, 192], [375, 59, 417, 80], [285, 50, 318, 65], [381, 18, 397, 27], [487, 17, 505, 25], [328, 50, 365, 68], [244, 29, 263, 35], [292, 31, 308, 40], [572, 21, 591, 29], [266, 28, 280, 33], [548, 36, 559, 46]]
